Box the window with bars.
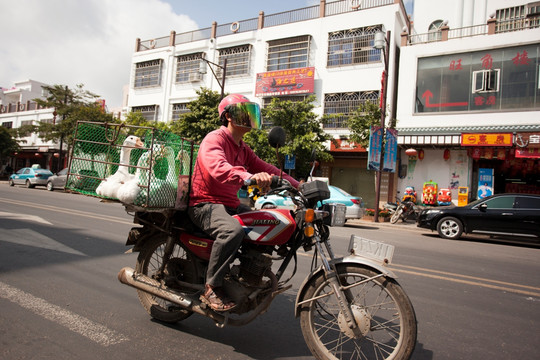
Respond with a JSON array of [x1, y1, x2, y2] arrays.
[[323, 91, 379, 129], [176, 53, 203, 83], [134, 59, 163, 88], [267, 35, 310, 71], [132, 105, 158, 122], [2, 121, 13, 128], [327, 26, 381, 67], [171, 103, 190, 121], [218, 45, 251, 77]]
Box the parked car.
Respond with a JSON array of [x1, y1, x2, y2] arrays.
[[9, 167, 53, 188], [254, 185, 365, 220], [417, 193, 540, 240], [47, 168, 69, 191]]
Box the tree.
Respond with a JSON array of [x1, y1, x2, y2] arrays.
[[346, 100, 383, 149], [0, 127, 19, 159], [169, 88, 222, 142], [33, 84, 110, 169], [252, 96, 333, 179], [124, 111, 172, 136]]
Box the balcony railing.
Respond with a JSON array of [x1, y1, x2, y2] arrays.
[[405, 15, 540, 46], [135, 0, 406, 52], [0, 101, 47, 114]]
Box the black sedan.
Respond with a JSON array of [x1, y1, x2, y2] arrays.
[[417, 193, 540, 240]]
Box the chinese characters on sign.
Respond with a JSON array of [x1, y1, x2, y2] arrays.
[[367, 126, 383, 171], [255, 67, 315, 97], [460, 133, 513, 147], [449, 59, 463, 70], [383, 128, 398, 173], [512, 51, 530, 66]]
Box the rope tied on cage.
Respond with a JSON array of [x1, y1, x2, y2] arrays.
[[104, 122, 126, 144]]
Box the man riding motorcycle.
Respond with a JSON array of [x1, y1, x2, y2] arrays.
[[187, 94, 299, 311]]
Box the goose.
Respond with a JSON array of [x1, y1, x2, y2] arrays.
[[96, 135, 143, 199], [116, 149, 152, 204]]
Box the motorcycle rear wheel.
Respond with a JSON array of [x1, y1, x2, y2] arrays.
[[135, 235, 197, 323], [390, 207, 403, 224], [299, 264, 417, 360]]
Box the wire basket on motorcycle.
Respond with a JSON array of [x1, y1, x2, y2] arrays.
[[67, 121, 199, 210]]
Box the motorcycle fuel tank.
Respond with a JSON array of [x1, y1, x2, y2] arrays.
[[180, 209, 296, 261], [234, 209, 295, 246]]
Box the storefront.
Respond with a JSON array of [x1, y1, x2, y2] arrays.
[[467, 132, 540, 195], [397, 131, 540, 205]]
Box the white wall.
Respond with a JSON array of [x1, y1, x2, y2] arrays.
[[412, 0, 529, 33], [396, 29, 540, 130], [397, 149, 471, 204]]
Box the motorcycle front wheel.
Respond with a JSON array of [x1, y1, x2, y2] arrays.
[[299, 264, 417, 360], [135, 235, 198, 323], [390, 207, 403, 224]]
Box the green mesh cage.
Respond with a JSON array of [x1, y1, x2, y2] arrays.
[[67, 121, 198, 210]]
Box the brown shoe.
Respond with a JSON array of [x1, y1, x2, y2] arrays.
[[200, 285, 236, 312]]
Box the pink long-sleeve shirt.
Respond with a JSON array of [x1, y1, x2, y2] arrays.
[[189, 126, 299, 208]]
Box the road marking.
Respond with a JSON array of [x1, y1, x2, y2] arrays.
[[298, 252, 540, 298], [0, 228, 87, 256], [0, 281, 129, 346], [0, 198, 133, 225], [390, 264, 540, 298], [0, 211, 52, 225]]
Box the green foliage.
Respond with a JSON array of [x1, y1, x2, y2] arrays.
[[252, 96, 333, 179], [346, 100, 382, 149], [0, 127, 19, 158], [32, 84, 111, 146], [123, 111, 171, 138], [169, 88, 222, 142]]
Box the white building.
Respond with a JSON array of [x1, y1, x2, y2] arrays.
[[126, 0, 540, 207], [0, 80, 62, 171], [127, 0, 410, 207], [396, 0, 540, 204]]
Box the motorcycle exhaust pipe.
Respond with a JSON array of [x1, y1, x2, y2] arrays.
[[118, 267, 193, 309]]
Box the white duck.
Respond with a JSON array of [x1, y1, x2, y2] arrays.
[[116, 144, 156, 204], [96, 135, 143, 199]]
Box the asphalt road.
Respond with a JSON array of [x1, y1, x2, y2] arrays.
[[1, 183, 539, 359]]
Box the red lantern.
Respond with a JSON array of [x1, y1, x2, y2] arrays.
[[443, 149, 450, 161], [418, 149, 425, 160], [405, 148, 417, 157]]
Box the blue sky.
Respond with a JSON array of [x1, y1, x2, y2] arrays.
[[1, 0, 413, 109]]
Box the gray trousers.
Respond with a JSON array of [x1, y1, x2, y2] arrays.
[[188, 203, 250, 287]]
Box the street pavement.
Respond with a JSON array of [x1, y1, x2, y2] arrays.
[[1, 179, 421, 231]]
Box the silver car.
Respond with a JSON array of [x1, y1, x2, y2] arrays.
[[46, 168, 69, 191]]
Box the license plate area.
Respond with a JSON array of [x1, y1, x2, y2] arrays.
[[348, 235, 395, 265]]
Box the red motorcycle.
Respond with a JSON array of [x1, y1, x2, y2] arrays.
[[117, 128, 417, 360]]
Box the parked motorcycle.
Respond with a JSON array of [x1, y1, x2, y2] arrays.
[[117, 127, 417, 360], [389, 197, 421, 224]]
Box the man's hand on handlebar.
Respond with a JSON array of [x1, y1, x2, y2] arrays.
[[249, 172, 273, 191]]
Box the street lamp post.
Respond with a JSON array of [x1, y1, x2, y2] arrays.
[[373, 30, 390, 222], [199, 57, 228, 100]]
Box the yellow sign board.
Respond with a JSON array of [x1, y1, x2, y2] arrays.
[[460, 133, 513, 147]]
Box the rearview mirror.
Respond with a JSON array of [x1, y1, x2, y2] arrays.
[[268, 126, 286, 148]]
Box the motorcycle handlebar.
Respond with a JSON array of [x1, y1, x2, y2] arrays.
[[244, 175, 282, 188]]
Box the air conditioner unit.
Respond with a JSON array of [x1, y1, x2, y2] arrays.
[[189, 73, 202, 82]]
